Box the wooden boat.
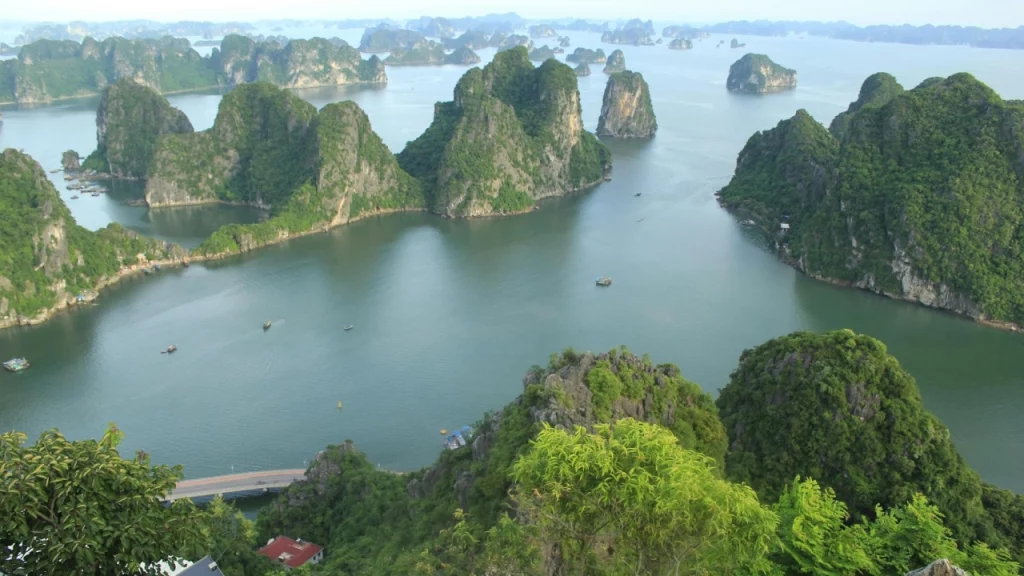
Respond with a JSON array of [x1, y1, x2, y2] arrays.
[[162, 345, 177, 354], [596, 277, 612, 287], [70, 195, 79, 200], [344, 325, 354, 331], [3, 357, 30, 372], [263, 321, 272, 330]]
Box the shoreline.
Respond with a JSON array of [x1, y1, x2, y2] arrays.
[[1, 181, 607, 332], [716, 199, 1022, 335]]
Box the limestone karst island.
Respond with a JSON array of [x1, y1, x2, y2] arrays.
[[2, 7, 1024, 576]]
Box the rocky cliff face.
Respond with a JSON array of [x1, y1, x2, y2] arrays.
[[146, 82, 318, 208], [383, 39, 446, 66], [727, 53, 797, 94], [358, 26, 424, 53], [0, 148, 185, 324], [906, 560, 969, 576], [443, 46, 481, 65], [717, 73, 1024, 329], [86, 79, 194, 179], [669, 38, 693, 50], [396, 47, 611, 217], [4, 36, 213, 104], [565, 47, 606, 63], [216, 35, 386, 88], [574, 63, 591, 76], [61, 150, 81, 172], [603, 49, 626, 73], [597, 71, 657, 138]]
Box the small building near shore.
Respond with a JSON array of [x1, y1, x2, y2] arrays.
[[259, 536, 324, 570]]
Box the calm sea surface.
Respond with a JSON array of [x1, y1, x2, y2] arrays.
[[1, 30, 1023, 489]]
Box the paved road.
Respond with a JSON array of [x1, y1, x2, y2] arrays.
[[166, 469, 306, 502]]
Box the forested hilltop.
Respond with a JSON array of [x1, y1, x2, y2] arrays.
[[717, 72, 1024, 329], [0, 149, 186, 326], [6, 331, 1021, 575], [0, 34, 385, 104]]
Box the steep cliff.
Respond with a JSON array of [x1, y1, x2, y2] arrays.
[[574, 62, 591, 76], [669, 38, 694, 50], [145, 82, 318, 208], [603, 49, 626, 73], [527, 45, 555, 61], [358, 26, 424, 53], [1, 36, 215, 104], [443, 30, 490, 50], [565, 47, 607, 63], [717, 73, 1024, 328], [601, 28, 654, 45], [408, 17, 455, 38], [140, 84, 421, 255], [597, 71, 657, 138], [383, 39, 446, 66], [495, 34, 533, 52], [61, 150, 81, 172], [528, 24, 558, 38], [0, 149, 185, 325], [81, 79, 194, 179], [828, 72, 904, 140], [214, 35, 386, 88], [443, 46, 481, 65], [396, 47, 611, 217], [727, 53, 797, 94]]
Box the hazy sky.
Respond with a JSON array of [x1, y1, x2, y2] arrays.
[[1, 0, 1021, 28]]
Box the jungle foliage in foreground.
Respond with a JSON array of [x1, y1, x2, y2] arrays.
[[717, 72, 1024, 326]]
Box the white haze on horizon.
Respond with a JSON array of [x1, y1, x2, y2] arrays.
[[0, 0, 1021, 29]]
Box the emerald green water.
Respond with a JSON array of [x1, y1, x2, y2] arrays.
[[1, 32, 1022, 491]]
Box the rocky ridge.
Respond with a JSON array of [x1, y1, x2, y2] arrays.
[[726, 53, 797, 94], [597, 71, 657, 138]]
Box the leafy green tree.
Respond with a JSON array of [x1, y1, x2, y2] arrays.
[[0, 424, 206, 575], [512, 418, 778, 576], [204, 496, 274, 576], [771, 478, 874, 576]]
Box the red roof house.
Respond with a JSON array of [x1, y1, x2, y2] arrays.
[[258, 536, 324, 570]]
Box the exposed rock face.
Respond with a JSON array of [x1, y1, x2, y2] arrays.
[[603, 49, 626, 73], [496, 34, 533, 52], [529, 24, 558, 38], [408, 17, 455, 39], [358, 25, 424, 53], [146, 82, 318, 208], [574, 63, 591, 77], [565, 47, 606, 63], [669, 38, 693, 50], [397, 47, 611, 218], [215, 35, 386, 88], [727, 53, 797, 94], [61, 150, 81, 172], [528, 45, 556, 61], [601, 28, 654, 46], [906, 560, 969, 576], [716, 73, 1024, 329], [443, 46, 481, 65], [559, 36, 571, 47], [384, 39, 446, 66], [0, 148, 186, 325], [828, 72, 904, 140], [597, 71, 657, 138], [444, 30, 491, 50], [85, 80, 193, 179], [3, 36, 212, 104]]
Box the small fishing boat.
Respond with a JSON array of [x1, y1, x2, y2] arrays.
[[634, 192, 641, 197], [162, 345, 177, 354], [596, 277, 612, 287], [263, 321, 272, 330], [337, 401, 343, 409], [3, 357, 30, 372], [153, 264, 161, 271], [444, 425, 474, 450], [70, 195, 79, 200], [344, 325, 354, 331], [90, 192, 100, 197]]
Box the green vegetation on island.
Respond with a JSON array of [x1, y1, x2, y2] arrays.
[[828, 72, 904, 140], [603, 49, 626, 73], [527, 45, 555, 61], [565, 47, 607, 63], [602, 28, 655, 45], [528, 24, 558, 38], [443, 30, 491, 50], [574, 62, 591, 76], [0, 34, 385, 104], [717, 72, 1024, 328], [669, 37, 694, 50], [0, 149, 186, 323], [396, 47, 611, 217], [81, 79, 194, 179], [496, 34, 533, 52], [139, 83, 422, 257], [597, 71, 657, 138], [408, 17, 456, 39], [726, 53, 797, 93], [358, 25, 425, 53], [443, 46, 482, 65], [4, 333, 1024, 574], [384, 39, 447, 66]]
